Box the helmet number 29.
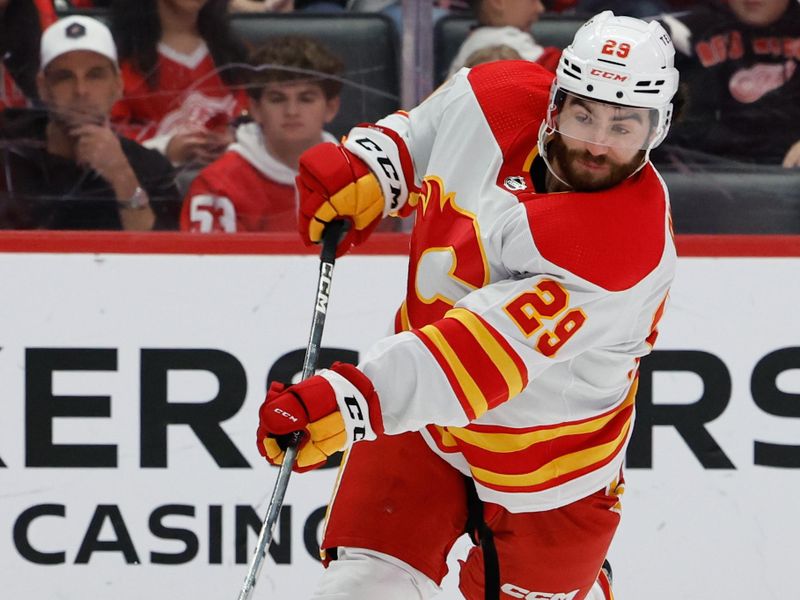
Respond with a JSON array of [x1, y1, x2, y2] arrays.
[[601, 39, 631, 59]]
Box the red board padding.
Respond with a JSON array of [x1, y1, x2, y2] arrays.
[[0, 231, 797, 257]]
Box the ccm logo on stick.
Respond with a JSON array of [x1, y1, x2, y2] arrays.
[[316, 263, 333, 314], [500, 584, 579, 600]]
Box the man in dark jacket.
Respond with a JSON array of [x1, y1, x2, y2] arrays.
[[0, 15, 179, 229]]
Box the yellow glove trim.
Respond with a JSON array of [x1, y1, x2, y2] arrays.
[[309, 202, 340, 243], [328, 173, 384, 230], [262, 437, 285, 464], [314, 429, 347, 456], [308, 173, 384, 243], [307, 411, 346, 450], [262, 412, 347, 470], [297, 412, 346, 468], [296, 443, 328, 469]]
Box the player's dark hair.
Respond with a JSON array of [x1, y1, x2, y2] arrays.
[[110, 0, 246, 89], [247, 36, 344, 101]]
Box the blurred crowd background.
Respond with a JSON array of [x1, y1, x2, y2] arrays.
[[1, 0, 799, 234]]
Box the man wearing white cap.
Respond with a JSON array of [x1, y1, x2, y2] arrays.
[[0, 15, 179, 230]]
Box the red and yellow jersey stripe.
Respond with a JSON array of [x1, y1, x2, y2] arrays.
[[427, 379, 637, 493], [412, 307, 528, 421]]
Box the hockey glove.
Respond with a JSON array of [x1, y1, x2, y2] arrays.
[[256, 362, 384, 472], [296, 143, 384, 256]]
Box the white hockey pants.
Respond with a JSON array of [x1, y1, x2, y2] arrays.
[[310, 546, 613, 600]]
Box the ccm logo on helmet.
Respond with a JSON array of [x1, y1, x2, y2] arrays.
[[500, 584, 580, 599], [590, 68, 628, 82]]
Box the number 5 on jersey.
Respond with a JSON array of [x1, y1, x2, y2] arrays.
[[503, 279, 586, 357]]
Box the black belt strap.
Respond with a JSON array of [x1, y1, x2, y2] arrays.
[[464, 477, 500, 600]]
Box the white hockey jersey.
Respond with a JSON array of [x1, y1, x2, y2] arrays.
[[344, 61, 676, 513]]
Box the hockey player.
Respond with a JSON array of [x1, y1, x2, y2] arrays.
[[256, 11, 679, 600]]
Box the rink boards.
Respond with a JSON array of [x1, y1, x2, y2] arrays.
[[0, 233, 798, 599]]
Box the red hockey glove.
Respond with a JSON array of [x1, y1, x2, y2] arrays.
[[256, 362, 384, 473], [296, 143, 384, 256]]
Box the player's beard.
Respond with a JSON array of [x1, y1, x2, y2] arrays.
[[549, 133, 646, 192]]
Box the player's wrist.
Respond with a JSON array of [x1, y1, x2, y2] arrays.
[[344, 127, 410, 217], [321, 363, 384, 444]]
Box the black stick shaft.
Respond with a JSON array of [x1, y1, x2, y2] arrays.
[[237, 221, 346, 600]]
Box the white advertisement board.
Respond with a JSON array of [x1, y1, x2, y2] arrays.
[[0, 251, 798, 599]]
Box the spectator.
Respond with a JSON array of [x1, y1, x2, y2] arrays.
[[229, 0, 346, 12], [180, 36, 341, 232], [448, 0, 561, 77], [349, 0, 467, 36], [110, 0, 249, 167], [0, 16, 180, 230], [572, 0, 672, 18], [659, 0, 800, 166], [229, 0, 294, 12], [67, 1, 112, 6], [463, 43, 522, 68], [0, 0, 56, 110], [547, 1, 700, 16], [545, 0, 579, 12]]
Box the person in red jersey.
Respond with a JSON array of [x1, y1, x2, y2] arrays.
[[109, 0, 248, 166], [180, 36, 342, 232], [256, 11, 679, 600], [659, 0, 800, 166]]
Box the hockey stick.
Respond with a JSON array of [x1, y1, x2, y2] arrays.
[[237, 219, 347, 600]]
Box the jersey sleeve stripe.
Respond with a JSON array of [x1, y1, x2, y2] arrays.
[[413, 308, 528, 420], [423, 317, 509, 411], [414, 323, 489, 420], [444, 308, 528, 400]]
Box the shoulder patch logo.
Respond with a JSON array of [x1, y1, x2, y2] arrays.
[[504, 176, 527, 191]]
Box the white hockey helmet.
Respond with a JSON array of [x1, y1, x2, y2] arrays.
[[538, 11, 680, 162]]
